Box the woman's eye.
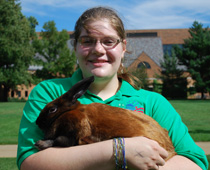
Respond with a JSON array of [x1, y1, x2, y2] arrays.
[[103, 38, 115, 46], [81, 38, 94, 45], [49, 107, 57, 114]]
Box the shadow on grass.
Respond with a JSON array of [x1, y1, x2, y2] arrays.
[[189, 130, 210, 134]]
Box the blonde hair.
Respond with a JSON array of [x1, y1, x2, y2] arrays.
[[73, 6, 140, 89]]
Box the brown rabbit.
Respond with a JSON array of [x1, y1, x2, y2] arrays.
[[35, 76, 176, 160]]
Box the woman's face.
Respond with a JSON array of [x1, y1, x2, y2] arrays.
[[75, 19, 126, 80]]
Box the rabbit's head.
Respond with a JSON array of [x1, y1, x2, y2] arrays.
[[36, 76, 94, 131]]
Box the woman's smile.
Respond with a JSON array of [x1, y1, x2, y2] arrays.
[[87, 58, 109, 67]]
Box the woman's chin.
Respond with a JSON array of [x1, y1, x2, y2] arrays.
[[82, 65, 117, 79], [91, 71, 108, 78]]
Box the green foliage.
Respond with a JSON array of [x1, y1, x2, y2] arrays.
[[159, 49, 187, 99], [161, 49, 183, 78], [0, 0, 36, 101], [130, 67, 149, 89], [33, 21, 76, 80], [152, 79, 162, 94], [8, 97, 26, 102], [174, 21, 210, 99], [27, 16, 39, 40]]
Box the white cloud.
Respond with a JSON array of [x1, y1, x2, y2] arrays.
[[118, 0, 210, 29], [20, 0, 210, 30], [21, 0, 98, 10]]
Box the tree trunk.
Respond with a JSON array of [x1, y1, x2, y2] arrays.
[[2, 85, 9, 102], [201, 91, 205, 99]]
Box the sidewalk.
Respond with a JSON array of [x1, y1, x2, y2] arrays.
[[0, 145, 17, 157], [0, 142, 210, 158]]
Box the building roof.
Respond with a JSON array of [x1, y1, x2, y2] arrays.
[[125, 29, 190, 44], [124, 37, 164, 67]]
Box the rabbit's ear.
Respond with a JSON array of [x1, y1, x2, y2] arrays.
[[64, 76, 94, 103]]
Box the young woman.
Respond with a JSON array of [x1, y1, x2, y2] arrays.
[[17, 6, 208, 170]]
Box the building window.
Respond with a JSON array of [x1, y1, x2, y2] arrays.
[[138, 61, 151, 69], [127, 32, 157, 38], [25, 91, 28, 97], [17, 91, 21, 97], [163, 44, 183, 56], [11, 90, 14, 97]]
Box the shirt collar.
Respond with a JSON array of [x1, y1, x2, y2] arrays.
[[118, 80, 139, 97], [71, 69, 139, 98]]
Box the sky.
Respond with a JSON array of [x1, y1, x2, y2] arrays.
[[20, 0, 210, 32]]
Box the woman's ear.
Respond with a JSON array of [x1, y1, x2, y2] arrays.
[[121, 39, 127, 60], [122, 39, 127, 52]]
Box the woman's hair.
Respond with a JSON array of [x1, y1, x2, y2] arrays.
[[73, 6, 140, 89]]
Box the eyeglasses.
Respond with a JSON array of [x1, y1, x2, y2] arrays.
[[77, 36, 122, 49]]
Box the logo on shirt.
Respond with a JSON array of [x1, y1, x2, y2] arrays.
[[125, 101, 144, 113]]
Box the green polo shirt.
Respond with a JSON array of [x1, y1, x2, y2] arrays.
[[17, 69, 208, 170]]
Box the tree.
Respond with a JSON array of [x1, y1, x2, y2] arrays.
[[159, 49, 187, 99], [174, 21, 210, 99], [33, 21, 76, 80], [130, 66, 149, 90], [0, 0, 35, 101], [27, 16, 39, 40]]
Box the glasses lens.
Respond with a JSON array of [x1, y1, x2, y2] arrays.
[[79, 37, 95, 47], [102, 37, 119, 48], [78, 36, 121, 49]]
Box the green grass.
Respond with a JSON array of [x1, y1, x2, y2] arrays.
[[207, 155, 210, 170], [0, 102, 25, 144], [169, 100, 210, 141], [0, 101, 209, 170], [0, 158, 18, 170], [0, 100, 210, 144]]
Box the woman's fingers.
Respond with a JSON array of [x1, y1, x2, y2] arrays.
[[158, 143, 169, 160], [125, 136, 168, 169]]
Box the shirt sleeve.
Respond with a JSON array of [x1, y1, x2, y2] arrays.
[[16, 75, 76, 169], [16, 81, 57, 170], [149, 93, 208, 170]]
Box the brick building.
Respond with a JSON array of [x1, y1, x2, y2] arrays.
[[9, 28, 209, 100], [124, 29, 190, 78]]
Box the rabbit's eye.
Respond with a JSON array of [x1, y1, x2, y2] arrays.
[[49, 107, 57, 114]]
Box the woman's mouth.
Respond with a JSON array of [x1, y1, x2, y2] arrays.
[[88, 59, 109, 66]]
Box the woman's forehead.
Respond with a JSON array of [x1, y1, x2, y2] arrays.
[[80, 20, 119, 37]]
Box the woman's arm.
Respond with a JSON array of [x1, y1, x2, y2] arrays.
[[21, 136, 203, 170], [159, 155, 202, 170], [21, 140, 115, 170], [21, 137, 168, 170]]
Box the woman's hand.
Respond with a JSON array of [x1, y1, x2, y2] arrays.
[[125, 137, 168, 170]]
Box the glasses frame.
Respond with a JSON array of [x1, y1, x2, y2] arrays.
[[77, 36, 123, 50]]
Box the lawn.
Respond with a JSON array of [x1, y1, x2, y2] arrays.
[[0, 158, 18, 170], [169, 100, 210, 141], [0, 101, 209, 170], [0, 100, 210, 144], [0, 102, 25, 144]]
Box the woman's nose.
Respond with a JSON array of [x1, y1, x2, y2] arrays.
[[92, 41, 106, 54]]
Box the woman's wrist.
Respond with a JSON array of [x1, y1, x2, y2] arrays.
[[113, 138, 127, 170]]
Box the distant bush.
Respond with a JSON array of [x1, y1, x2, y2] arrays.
[[8, 97, 27, 102]]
